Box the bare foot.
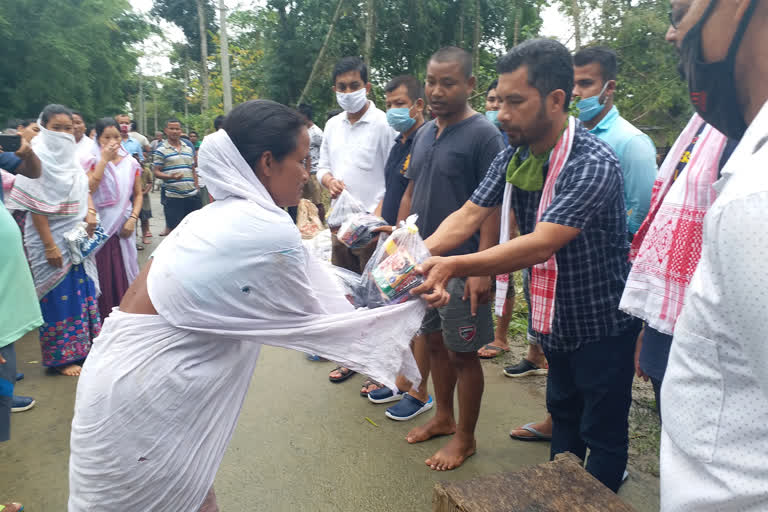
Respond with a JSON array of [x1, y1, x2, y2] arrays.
[[1, 502, 23, 512], [477, 339, 510, 358], [426, 435, 476, 471], [406, 416, 456, 444], [58, 364, 82, 376]]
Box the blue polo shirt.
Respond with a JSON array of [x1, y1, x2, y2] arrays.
[[121, 137, 144, 162], [590, 106, 657, 234]]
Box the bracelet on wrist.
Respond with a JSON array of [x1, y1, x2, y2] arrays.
[[88, 208, 97, 214]]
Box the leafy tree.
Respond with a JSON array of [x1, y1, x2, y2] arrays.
[[0, 0, 152, 122]]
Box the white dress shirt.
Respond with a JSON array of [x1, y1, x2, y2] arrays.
[[660, 100, 768, 511], [75, 135, 96, 171], [316, 101, 396, 212]]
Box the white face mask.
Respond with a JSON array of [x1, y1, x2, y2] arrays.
[[336, 88, 368, 113], [40, 125, 76, 159]]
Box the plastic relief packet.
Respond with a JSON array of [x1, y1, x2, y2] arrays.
[[326, 189, 366, 230], [64, 221, 109, 264], [336, 213, 387, 249], [328, 265, 367, 308], [362, 214, 431, 308]]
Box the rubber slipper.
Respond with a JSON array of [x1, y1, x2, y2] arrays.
[[306, 353, 328, 362], [360, 378, 383, 397], [329, 366, 356, 383], [368, 387, 405, 404], [0, 503, 24, 511], [385, 394, 434, 421], [509, 422, 552, 442], [478, 343, 510, 359]]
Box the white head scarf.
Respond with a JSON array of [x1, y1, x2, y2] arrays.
[[9, 118, 88, 217], [196, 128, 288, 218]]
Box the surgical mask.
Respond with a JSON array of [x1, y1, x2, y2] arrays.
[[387, 106, 416, 133], [485, 110, 500, 128], [576, 81, 610, 122], [336, 88, 368, 113], [679, 0, 757, 141], [119, 123, 130, 134]]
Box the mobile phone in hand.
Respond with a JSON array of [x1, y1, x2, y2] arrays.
[[0, 134, 22, 153]]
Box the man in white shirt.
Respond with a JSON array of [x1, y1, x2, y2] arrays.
[[660, 1, 768, 510], [317, 56, 396, 385], [317, 56, 396, 273], [71, 111, 95, 171]]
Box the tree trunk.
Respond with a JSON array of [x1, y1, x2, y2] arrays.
[[184, 64, 190, 132], [297, 0, 345, 106], [219, 0, 232, 114], [458, 0, 464, 47], [513, 1, 521, 46], [363, 0, 374, 67], [572, 0, 582, 50], [138, 72, 145, 134], [196, 0, 209, 112], [472, 0, 481, 72], [153, 87, 158, 134]]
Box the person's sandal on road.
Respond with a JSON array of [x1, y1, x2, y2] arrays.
[[328, 366, 355, 383], [0, 502, 24, 511], [502, 358, 548, 378], [385, 394, 433, 421], [509, 422, 552, 442], [367, 387, 405, 403]]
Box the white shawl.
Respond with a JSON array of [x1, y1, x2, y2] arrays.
[[8, 123, 99, 298], [69, 129, 425, 511]]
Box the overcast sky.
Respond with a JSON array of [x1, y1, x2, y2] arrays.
[[129, 0, 572, 76]]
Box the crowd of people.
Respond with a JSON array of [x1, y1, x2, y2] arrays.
[[0, 0, 766, 510]]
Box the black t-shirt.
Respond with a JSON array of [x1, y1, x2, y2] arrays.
[[381, 124, 424, 225], [406, 113, 504, 256]]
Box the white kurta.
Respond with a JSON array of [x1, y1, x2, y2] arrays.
[[660, 101, 768, 511], [68, 129, 426, 511]]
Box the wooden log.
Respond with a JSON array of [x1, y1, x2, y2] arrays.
[[432, 452, 636, 512]]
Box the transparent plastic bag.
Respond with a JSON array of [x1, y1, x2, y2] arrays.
[[328, 265, 367, 308], [302, 228, 332, 262], [362, 215, 431, 308], [336, 213, 387, 249], [326, 189, 366, 229]]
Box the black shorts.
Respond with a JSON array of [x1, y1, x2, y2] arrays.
[[164, 195, 202, 229]]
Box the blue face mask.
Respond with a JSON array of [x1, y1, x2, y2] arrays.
[[386, 107, 416, 133], [576, 81, 610, 122], [485, 110, 500, 128]]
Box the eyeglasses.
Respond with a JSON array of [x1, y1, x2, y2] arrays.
[[668, 7, 689, 29]]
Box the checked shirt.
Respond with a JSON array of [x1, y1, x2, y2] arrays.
[[471, 121, 634, 352]]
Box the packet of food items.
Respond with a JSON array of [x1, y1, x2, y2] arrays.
[[328, 265, 367, 308], [296, 199, 325, 239], [363, 215, 431, 307], [336, 213, 387, 249], [326, 189, 366, 230]]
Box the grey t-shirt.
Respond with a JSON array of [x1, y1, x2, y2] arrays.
[[406, 113, 504, 257]]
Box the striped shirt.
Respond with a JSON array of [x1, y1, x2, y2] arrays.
[[153, 141, 197, 199]]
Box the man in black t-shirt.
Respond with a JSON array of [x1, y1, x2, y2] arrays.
[[395, 47, 504, 471]]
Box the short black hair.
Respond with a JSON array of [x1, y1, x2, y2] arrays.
[[95, 117, 119, 142], [486, 79, 499, 96], [213, 115, 226, 131], [130, 120, 138, 131], [497, 39, 574, 112], [41, 104, 73, 126], [71, 110, 84, 122], [224, 100, 306, 168], [189, 130, 198, 137], [384, 75, 424, 103], [429, 47, 473, 79], [297, 103, 313, 122], [573, 46, 618, 83], [18, 118, 37, 128], [332, 56, 368, 85], [166, 117, 181, 127]]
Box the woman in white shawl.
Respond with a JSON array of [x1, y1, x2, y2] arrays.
[[84, 117, 143, 321], [68, 100, 426, 511], [8, 104, 101, 377]]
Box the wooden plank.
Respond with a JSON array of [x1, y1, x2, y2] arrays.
[[432, 452, 636, 512]]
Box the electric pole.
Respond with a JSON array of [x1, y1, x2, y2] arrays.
[[219, 0, 232, 114]]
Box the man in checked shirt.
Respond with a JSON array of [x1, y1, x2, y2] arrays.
[[411, 39, 641, 492]]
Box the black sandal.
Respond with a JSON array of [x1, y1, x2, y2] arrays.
[[329, 366, 356, 383]]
